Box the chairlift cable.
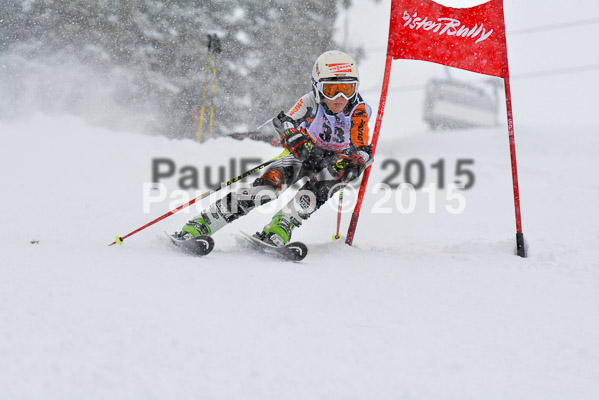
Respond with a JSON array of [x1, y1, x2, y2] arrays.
[[359, 63, 599, 94]]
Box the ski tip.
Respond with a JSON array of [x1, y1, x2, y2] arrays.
[[167, 231, 215, 256], [285, 242, 308, 262], [191, 235, 215, 256]]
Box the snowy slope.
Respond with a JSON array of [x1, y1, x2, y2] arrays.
[[1, 112, 598, 399]]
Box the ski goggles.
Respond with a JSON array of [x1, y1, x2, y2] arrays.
[[317, 80, 358, 100]]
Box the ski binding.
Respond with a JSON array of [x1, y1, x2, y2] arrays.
[[240, 231, 308, 261]]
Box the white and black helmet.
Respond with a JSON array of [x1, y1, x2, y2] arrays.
[[311, 50, 360, 103]]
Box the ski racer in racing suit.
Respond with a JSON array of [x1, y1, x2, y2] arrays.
[[178, 50, 373, 247]]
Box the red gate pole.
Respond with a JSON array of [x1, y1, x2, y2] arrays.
[[501, 46, 527, 256], [499, 0, 526, 257], [345, 54, 394, 246]]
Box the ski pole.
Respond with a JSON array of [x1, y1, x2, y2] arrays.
[[197, 35, 213, 142], [332, 184, 345, 241], [255, 118, 274, 131], [208, 52, 217, 139], [109, 149, 290, 246], [208, 35, 221, 139]]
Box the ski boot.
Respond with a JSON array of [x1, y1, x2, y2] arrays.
[[177, 197, 235, 240], [255, 214, 297, 247], [180, 217, 212, 240]]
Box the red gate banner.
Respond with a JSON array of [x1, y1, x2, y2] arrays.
[[388, 0, 507, 77]]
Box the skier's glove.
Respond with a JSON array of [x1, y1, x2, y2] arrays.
[[272, 111, 295, 146], [282, 128, 316, 160], [329, 146, 373, 182]]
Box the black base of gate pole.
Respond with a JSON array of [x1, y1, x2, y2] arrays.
[[516, 232, 527, 258]]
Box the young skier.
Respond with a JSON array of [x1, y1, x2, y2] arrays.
[[177, 50, 373, 247]]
